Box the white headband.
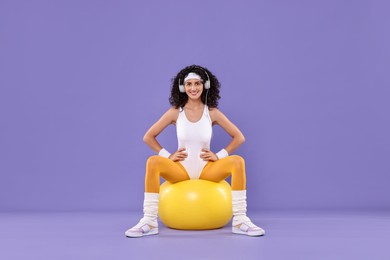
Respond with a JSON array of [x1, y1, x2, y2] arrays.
[[184, 72, 202, 82]]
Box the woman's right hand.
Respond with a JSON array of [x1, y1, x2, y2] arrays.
[[169, 148, 188, 161]]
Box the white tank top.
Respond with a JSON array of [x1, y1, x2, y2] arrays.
[[176, 105, 213, 179]]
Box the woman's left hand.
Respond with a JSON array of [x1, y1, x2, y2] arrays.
[[200, 148, 218, 162]]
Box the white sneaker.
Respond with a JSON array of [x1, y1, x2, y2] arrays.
[[232, 216, 265, 237], [125, 218, 158, 238]]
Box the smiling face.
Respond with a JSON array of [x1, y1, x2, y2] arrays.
[[184, 79, 204, 100]]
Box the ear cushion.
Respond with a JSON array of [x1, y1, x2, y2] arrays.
[[179, 84, 185, 93], [204, 80, 211, 90]]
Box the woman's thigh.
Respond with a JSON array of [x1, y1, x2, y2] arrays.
[[198, 157, 232, 182], [147, 156, 190, 183], [198, 156, 246, 190]]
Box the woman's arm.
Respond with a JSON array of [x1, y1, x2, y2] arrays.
[[143, 107, 179, 153], [210, 108, 245, 155]]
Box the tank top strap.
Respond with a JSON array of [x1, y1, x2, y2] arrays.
[[203, 105, 212, 124]]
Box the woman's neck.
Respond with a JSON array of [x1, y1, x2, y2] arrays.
[[184, 99, 204, 110]]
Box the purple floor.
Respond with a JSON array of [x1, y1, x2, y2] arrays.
[[1, 211, 389, 260]]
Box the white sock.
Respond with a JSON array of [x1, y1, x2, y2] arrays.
[[232, 190, 250, 226], [141, 192, 159, 227]]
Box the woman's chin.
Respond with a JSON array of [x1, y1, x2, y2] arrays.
[[187, 94, 202, 100]]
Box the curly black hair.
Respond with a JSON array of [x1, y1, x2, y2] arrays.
[[169, 65, 221, 109]]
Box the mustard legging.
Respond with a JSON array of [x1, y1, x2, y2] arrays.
[[145, 155, 246, 193]]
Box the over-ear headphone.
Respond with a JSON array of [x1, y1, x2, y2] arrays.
[[178, 66, 211, 93]]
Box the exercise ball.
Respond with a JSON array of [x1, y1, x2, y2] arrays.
[[158, 179, 232, 230]]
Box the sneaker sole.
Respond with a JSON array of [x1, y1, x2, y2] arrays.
[[125, 228, 159, 238], [232, 227, 265, 237]]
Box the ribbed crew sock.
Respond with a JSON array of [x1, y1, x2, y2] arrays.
[[141, 192, 159, 227], [231, 190, 251, 226]]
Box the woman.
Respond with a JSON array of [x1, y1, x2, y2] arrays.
[[125, 65, 265, 237]]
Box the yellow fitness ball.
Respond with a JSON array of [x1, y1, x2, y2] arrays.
[[158, 179, 232, 230]]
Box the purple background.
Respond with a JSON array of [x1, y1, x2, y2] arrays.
[[1, 0, 389, 212]]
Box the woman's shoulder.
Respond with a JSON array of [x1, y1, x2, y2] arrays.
[[208, 107, 225, 124], [208, 106, 221, 115], [167, 106, 181, 113], [163, 106, 181, 124]]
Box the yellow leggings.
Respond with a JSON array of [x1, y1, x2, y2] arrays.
[[145, 155, 246, 193]]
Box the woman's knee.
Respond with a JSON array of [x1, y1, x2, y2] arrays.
[[229, 155, 245, 168], [147, 155, 165, 166], [146, 155, 167, 174]]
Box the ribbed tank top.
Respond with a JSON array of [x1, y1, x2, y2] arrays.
[[176, 105, 213, 179]]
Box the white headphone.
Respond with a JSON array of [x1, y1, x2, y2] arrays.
[[178, 67, 211, 93]]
